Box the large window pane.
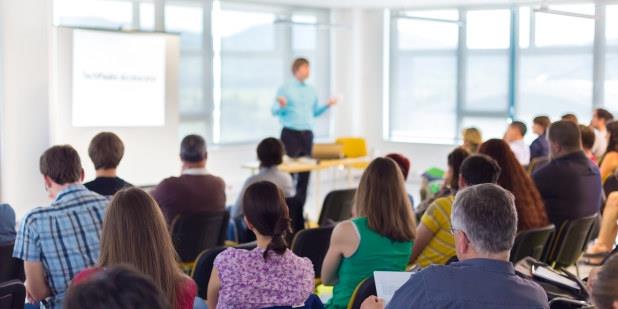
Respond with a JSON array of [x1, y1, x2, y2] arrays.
[[140, 3, 155, 31], [391, 55, 457, 142], [293, 15, 317, 51], [220, 10, 276, 52], [605, 53, 618, 112], [466, 10, 511, 50], [179, 55, 205, 114], [607, 5, 618, 46], [53, 0, 132, 28], [460, 117, 509, 141], [534, 5, 595, 47], [165, 5, 203, 50], [220, 56, 283, 143], [396, 10, 459, 50], [466, 54, 509, 111], [518, 54, 592, 121]]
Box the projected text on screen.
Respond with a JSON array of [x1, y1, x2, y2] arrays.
[[72, 29, 166, 127]]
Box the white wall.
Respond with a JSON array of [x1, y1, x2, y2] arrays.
[[0, 0, 53, 218]]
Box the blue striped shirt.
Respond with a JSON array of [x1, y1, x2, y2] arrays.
[[272, 79, 330, 131], [13, 184, 108, 309]]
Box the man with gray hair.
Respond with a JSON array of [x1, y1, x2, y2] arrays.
[[362, 184, 548, 309]]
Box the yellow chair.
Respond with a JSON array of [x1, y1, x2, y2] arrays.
[[335, 137, 370, 171], [335, 137, 368, 158]]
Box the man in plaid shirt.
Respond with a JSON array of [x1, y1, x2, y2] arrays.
[[13, 145, 109, 308]]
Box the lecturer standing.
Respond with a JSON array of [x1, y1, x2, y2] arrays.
[[272, 58, 337, 232]]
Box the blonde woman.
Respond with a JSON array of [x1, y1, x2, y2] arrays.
[[72, 188, 196, 309], [462, 127, 482, 154], [321, 158, 416, 309]]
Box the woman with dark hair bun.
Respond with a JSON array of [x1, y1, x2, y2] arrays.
[[207, 181, 314, 308]]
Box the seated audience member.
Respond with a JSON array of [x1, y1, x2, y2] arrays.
[[600, 121, 618, 183], [533, 120, 602, 229], [208, 181, 314, 308], [84, 132, 132, 196], [591, 108, 614, 159], [151, 134, 226, 224], [580, 124, 598, 163], [321, 158, 416, 309], [0, 203, 16, 246], [479, 139, 550, 231], [415, 148, 469, 218], [410, 155, 501, 268], [13, 145, 109, 308], [562, 113, 579, 124], [65, 265, 168, 309], [462, 127, 482, 154], [385, 153, 414, 206], [586, 190, 618, 261], [588, 254, 618, 309], [530, 116, 551, 161], [504, 121, 530, 165], [73, 188, 196, 309], [361, 184, 548, 309], [233, 137, 295, 219]]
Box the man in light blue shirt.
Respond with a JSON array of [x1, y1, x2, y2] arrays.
[[272, 58, 336, 232]]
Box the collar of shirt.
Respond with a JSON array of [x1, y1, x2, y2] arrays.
[[182, 168, 209, 176], [292, 78, 306, 87], [54, 183, 88, 203], [454, 258, 515, 274]]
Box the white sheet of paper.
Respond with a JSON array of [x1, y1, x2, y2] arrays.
[[374, 271, 413, 305]]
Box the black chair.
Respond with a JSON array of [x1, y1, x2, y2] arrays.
[[0, 244, 24, 282], [191, 241, 257, 300], [0, 280, 26, 309], [317, 189, 356, 227], [510, 225, 555, 263], [291, 227, 334, 280], [543, 215, 598, 270], [171, 211, 230, 263], [348, 276, 376, 309]]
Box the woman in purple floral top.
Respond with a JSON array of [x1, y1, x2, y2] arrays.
[[207, 181, 315, 309]]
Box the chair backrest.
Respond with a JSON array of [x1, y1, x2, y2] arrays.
[[0, 280, 26, 309], [0, 244, 24, 282], [262, 294, 324, 309], [335, 137, 368, 158], [544, 215, 598, 268], [347, 276, 376, 309], [510, 224, 555, 263], [191, 242, 257, 300], [291, 227, 334, 278], [171, 211, 230, 263], [318, 189, 356, 227]]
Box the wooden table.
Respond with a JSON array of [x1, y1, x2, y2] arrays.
[[242, 157, 371, 212]]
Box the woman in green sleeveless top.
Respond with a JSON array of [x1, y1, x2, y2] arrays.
[[321, 157, 416, 309]]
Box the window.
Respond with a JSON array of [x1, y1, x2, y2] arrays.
[[605, 5, 618, 112], [212, 4, 330, 143], [53, 0, 133, 29], [465, 10, 510, 113], [517, 5, 594, 122], [389, 10, 459, 143]]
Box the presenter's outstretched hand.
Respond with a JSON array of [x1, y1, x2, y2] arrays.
[[360, 296, 385, 309], [328, 97, 338, 107], [277, 96, 287, 108]]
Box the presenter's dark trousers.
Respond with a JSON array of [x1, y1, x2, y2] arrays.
[[281, 127, 313, 233]]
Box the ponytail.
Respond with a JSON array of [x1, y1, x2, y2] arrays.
[[242, 181, 294, 260], [263, 217, 292, 260]]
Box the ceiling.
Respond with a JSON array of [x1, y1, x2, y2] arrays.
[[242, 0, 584, 9]]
